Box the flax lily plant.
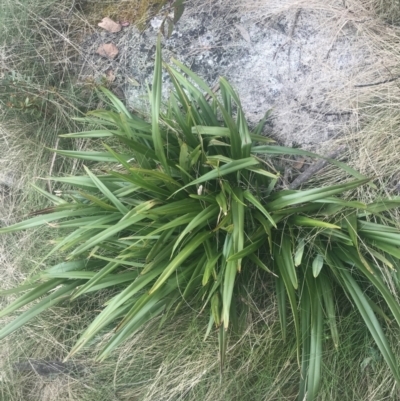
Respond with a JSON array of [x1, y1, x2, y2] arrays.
[[2, 39, 400, 400]]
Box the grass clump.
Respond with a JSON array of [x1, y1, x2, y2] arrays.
[[2, 38, 400, 401]]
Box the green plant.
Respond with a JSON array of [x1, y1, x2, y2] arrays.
[[2, 38, 400, 400], [158, 0, 186, 37]]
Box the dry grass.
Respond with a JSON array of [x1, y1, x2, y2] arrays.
[[363, 0, 400, 23], [82, 0, 165, 27], [2, 280, 399, 401]]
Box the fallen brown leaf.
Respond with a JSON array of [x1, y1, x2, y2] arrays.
[[97, 43, 119, 59], [293, 157, 306, 170], [98, 17, 121, 33]]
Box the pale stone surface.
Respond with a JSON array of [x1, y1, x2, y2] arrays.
[[126, 1, 383, 148], [77, 1, 391, 149]]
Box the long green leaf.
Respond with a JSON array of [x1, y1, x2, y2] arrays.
[[151, 35, 169, 173], [0, 282, 79, 339], [172, 204, 218, 254], [51, 149, 131, 163], [0, 279, 64, 318], [30, 184, 67, 206], [274, 242, 300, 363], [149, 231, 212, 294], [267, 179, 370, 211], [68, 267, 165, 357], [243, 190, 276, 228], [83, 166, 129, 214], [319, 275, 339, 348], [279, 235, 298, 289], [299, 288, 311, 401], [221, 235, 235, 330], [338, 247, 400, 327], [0, 207, 102, 234], [231, 187, 245, 272], [291, 216, 340, 229], [68, 205, 153, 257], [275, 276, 287, 341], [99, 86, 131, 118], [175, 157, 259, 194], [307, 282, 323, 400], [339, 268, 400, 383], [227, 237, 265, 262], [248, 254, 277, 276]]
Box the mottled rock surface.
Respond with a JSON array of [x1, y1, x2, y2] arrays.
[[78, 1, 384, 149]]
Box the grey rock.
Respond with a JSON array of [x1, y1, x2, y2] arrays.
[[77, 0, 384, 150]]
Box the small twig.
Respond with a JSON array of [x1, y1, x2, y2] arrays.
[[289, 146, 346, 189], [47, 138, 59, 194], [354, 76, 400, 88]]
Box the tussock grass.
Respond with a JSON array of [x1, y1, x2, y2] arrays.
[[2, 0, 400, 400]]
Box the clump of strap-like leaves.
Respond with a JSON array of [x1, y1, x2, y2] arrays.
[[2, 39, 400, 401]]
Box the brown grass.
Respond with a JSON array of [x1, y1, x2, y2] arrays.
[[81, 0, 165, 27]]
